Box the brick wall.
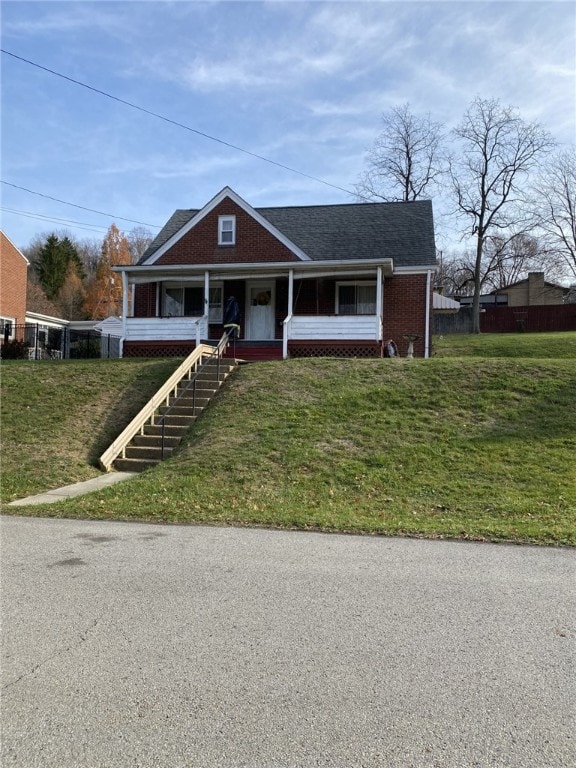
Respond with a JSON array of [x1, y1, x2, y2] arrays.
[[0, 232, 28, 324], [155, 199, 301, 265], [383, 273, 431, 357]]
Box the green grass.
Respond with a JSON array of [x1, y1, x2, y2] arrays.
[[2, 341, 575, 546], [433, 330, 576, 358]]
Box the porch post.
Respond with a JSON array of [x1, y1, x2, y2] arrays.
[[376, 266, 383, 341], [121, 271, 129, 338], [283, 269, 294, 359], [202, 271, 210, 346]]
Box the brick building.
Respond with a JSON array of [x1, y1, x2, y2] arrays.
[[114, 187, 437, 359], [0, 230, 29, 338]]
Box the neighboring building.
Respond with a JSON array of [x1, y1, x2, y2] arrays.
[[0, 230, 29, 339], [115, 187, 437, 360], [490, 272, 569, 306], [457, 272, 569, 308]]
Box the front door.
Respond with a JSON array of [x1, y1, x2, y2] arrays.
[[246, 282, 275, 340]]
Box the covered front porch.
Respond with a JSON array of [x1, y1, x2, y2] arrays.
[[118, 260, 394, 359]]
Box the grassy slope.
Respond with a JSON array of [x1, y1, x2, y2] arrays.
[[2, 335, 575, 545]]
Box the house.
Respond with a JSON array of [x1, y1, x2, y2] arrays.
[[114, 187, 437, 360], [0, 230, 29, 341], [456, 272, 569, 308], [488, 272, 569, 306]]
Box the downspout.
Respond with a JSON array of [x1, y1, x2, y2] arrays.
[[425, 270, 432, 359], [376, 266, 383, 342], [283, 269, 294, 360]]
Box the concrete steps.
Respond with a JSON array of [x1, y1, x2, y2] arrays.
[[111, 357, 237, 472]]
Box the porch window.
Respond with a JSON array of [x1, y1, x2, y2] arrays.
[[218, 216, 236, 245], [208, 285, 223, 323], [162, 283, 223, 319], [336, 282, 377, 315]]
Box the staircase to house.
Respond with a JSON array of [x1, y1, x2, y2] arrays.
[[99, 334, 236, 473]]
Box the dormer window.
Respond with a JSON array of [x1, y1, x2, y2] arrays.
[[218, 215, 236, 245]]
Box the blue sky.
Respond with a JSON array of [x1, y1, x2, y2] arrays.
[[1, 0, 575, 253]]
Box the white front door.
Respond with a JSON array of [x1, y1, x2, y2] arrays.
[[246, 282, 275, 340]]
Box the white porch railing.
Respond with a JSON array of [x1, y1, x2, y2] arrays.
[[283, 314, 381, 349], [124, 316, 208, 345]]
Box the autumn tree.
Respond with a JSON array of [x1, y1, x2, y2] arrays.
[[449, 98, 555, 332], [58, 262, 88, 320], [26, 280, 61, 317], [533, 148, 576, 280], [83, 224, 131, 319], [357, 103, 445, 202]]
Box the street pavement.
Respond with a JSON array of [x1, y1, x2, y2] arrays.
[[1, 515, 574, 768]]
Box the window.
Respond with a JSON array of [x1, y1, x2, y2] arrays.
[[218, 215, 236, 245], [336, 282, 377, 315], [209, 286, 223, 323], [162, 283, 223, 321], [0, 317, 14, 340]]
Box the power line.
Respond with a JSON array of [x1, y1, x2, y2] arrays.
[[1, 207, 114, 234], [1, 48, 363, 201], [0, 181, 161, 228]]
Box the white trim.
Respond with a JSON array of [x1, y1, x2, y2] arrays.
[[376, 266, 383, 341], [393, 264, 439, 275], [115, 258, 394, 280], [25, 311, 69, 327], [0, 316, 16, 340], [142, 186, 311, 264]]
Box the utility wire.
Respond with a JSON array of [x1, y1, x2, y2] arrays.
[[0, 181, 161, 228], [1, 48, 363, 200], [1, 206, 117, 234]]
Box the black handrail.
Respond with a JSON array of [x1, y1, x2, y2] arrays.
[[157, 331, 232, 458]]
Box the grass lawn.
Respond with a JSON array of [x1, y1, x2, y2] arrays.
[[1, 334, 575, 546], [433, 330, 576, 358]]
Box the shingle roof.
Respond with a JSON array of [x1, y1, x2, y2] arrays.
[[140, 199, 436, 266]]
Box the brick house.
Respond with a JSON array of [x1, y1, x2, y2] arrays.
[[0, 230, 29, 339], [115, 187, 437, 360]]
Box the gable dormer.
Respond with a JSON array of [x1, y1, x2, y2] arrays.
[[145, 187, 310, 267]]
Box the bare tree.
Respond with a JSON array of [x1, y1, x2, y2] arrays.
[[127, 226, 154, 263], [356, 103, 445, 202], [439, 233, 558, 299], [534, 148, 576, 280], [450, 98, 555, 332]]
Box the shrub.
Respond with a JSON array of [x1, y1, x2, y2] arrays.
[[0, 340, 28, 360]]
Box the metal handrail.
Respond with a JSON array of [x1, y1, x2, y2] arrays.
[[157, 330, 233, 458]]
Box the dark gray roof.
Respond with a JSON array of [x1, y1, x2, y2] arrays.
[[140, 200, 436, 266]]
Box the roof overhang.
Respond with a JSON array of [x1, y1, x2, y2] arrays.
[[114, 258, 395, 283]]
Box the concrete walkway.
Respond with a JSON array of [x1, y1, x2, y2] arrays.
[[7, 472, 138, 507]]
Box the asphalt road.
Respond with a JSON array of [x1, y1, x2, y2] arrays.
[[1, 516, 574, 768]]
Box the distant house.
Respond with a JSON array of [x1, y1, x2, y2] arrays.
[[488, 272, 569, 306], [114, 187, 437, 360], [457, 272, 569, 308], [0, 230, 29, 340]]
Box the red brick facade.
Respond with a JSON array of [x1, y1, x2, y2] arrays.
[[0, 231, 29, 326], [155, 200, 301, 266], [383, 273, 431, 357]]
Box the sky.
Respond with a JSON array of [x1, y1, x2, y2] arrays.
[[1, 0, 575, 255]]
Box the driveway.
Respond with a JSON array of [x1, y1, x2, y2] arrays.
[[1, 516, 574, 767]]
